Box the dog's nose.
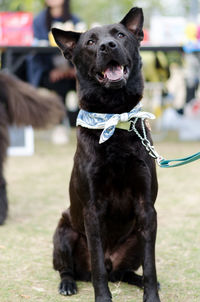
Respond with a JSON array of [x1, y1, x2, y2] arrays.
[[100, 40, 117, 52]]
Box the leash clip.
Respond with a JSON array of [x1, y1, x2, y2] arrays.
[[142, 140, 164, 162], [145, 143, 158, 159]]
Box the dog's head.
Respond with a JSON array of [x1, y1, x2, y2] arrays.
[[52, 7, 144, 91]]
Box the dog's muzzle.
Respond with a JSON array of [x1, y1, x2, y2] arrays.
[[95, 61, 130, 89]]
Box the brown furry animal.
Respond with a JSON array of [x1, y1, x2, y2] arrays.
[[0, 72, 65, 225]]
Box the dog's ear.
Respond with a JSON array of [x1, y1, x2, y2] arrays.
[[120, 7, 144, 42], [52, 28, 81, 60]]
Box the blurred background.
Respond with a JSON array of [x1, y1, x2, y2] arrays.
[[0, 0, 199, 26], [1, 0, 200, 148]]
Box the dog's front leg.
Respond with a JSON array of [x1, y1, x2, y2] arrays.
[[83, 204, 112, 302], [138, 198, 161, 302]]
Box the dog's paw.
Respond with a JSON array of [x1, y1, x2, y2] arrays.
[[96, 298, 112, 302], [96, 290, 112, 302], [59, 279, 77, 296], [144, 298, 161, 302], [143, 292, 161, 302]]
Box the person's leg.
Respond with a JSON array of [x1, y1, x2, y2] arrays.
[[41, 73, 78, 126], [40, 72, 75, 103]]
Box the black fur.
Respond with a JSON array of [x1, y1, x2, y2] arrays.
[[52, 7, 161, 302]]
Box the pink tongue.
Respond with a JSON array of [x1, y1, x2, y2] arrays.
[[104, 65, 123, 81]]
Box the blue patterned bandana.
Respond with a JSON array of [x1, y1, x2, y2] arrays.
[[76, 102, 155, 144]]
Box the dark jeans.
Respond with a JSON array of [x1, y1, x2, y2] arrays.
[[186, 82, 199, 104], [40, 72, 76, 104], [40, 72, 78, 126]]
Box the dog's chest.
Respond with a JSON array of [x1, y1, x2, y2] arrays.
[[75, 127, 152, 206], [86, 138, 147, 200]]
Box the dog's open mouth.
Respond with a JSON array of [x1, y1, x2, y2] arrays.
[[96, 61, 129, 88]]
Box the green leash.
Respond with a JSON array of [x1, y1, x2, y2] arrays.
[[158, 152, 200, 168], [130, 118, 200, 168]]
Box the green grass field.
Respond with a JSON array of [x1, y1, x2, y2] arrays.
[[0, 130, 200, 302]]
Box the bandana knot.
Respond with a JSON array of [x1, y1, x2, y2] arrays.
[[76, 103, 155, 144]]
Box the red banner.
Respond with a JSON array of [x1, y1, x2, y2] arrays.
[[0, 12, 33, 46]]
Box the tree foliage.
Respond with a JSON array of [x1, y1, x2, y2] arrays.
[[0, 0, 43, 14], [0, 0, 199, 25], [0, 0, 137, 23], [71, 0, 136, 25], [0, 0, 165, 25]]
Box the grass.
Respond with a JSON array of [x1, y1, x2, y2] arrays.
[[0, 129, 200, 302]]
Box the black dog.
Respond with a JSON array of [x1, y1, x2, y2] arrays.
[[52, 7, 161, 302], [0, 72, 65, 225]]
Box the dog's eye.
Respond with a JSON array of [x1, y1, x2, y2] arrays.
[[118, 32, 125, 38], [87, 40, 95, 46]]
